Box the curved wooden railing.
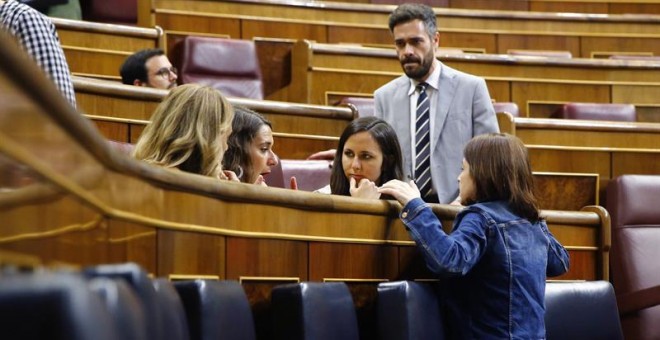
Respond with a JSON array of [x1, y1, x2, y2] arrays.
[[1, 30, 609, 282]]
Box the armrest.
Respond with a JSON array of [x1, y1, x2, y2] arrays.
[[617, 284, 660, 316]]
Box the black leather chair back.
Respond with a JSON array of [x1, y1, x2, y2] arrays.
[[88, 276, 148, 340], [545, 281, 623, 340], [83, 262, 163, 339], [377, 280, 445, 340], [153, 278, 190, 340], [174, 280, 256, 340], [271, 282, 359, 340], [0, 272, 118, 340]]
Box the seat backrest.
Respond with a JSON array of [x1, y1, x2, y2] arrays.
[[271, 282, 359, 340], [265, 159, 332, 191], [508, 49, 573, 58], [83, 262, 163, 339], [552, 102, 636, 122], [606, 175, 660, 339], [180, 37, 263, 99], [83, 0, 137, 25], [173, 280, 256, 340], [153, 278, 190, 340], [107, 140, 135, 156], [609, 55, 660, 61], [545, 281, 623, 340], [339, 97, 375, 117], [492, 102, 520, 117], [0, 272, 118, 340], [377, 281, 445, 340], [88, 276, 148, 340]]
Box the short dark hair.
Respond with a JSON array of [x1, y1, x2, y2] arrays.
[[330, 117, 403, 196], [120, 48, 165, 85], [464, 133, 541, 222], [388, 3, 437, 39], [222, 106, 273, 183]]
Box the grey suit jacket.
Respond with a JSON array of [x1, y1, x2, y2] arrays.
[[374, 62, 499, 204]]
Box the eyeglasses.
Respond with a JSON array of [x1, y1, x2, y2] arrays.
[[154, 66, 178, 78]]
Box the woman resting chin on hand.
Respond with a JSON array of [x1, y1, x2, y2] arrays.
[[314, 116, 403, 200]]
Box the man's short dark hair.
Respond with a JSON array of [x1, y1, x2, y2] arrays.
[[388, 3, 437, 39], [119, 48, 165, 85]]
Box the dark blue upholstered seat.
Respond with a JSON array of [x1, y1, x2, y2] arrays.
[[271, 282, 359, 340], [545, 281, 623, 340], [377, 280, 445, 340], [0, 272, 118, 340], [83, 262, 163, 339], [173, 280, 256, 340], [153, 278, 190, 340], [88, 276, 148, 340], [377, 280, 622, 340]]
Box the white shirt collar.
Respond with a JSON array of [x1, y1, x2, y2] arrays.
[[407, 59, 441, 95]]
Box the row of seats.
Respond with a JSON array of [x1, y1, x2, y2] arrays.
[[0, 263, 253, 340], [167, 35, 652, 115], [0, 262, 624, 339], [340, 97, 637, 121]]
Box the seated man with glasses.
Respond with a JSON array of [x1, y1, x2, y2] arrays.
[[120, 48, 178, 90]]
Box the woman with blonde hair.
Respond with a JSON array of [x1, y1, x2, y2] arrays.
[[133, 84, 234, 179]]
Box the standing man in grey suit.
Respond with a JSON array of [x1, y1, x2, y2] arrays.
[[375, 3, 499, 204]]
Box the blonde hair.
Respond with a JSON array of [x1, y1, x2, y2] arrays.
[[132, 84, 234, 178]]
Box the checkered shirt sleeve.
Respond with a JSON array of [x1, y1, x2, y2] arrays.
[[1, 1, 76, 107]]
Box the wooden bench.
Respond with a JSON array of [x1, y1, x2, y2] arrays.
[[73, 76, 345, 158], [277, 40, 660, 121], [325, 0, 660, 15], [53, 18, 164, 80], [147, 0, 660, 58]]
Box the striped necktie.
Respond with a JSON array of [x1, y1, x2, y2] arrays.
[[414, 82, 433, 198]]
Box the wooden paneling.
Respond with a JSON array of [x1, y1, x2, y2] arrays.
[[226, 238, 308, 279], [156, 12, 241, 38], [515, 118, 660, 149], [534, 172, 599, 211], [74, 76, 353, 145], [581, 36, 659, 59], [94, 120, 130, 142], [243, 20, 328, 43], [527, 145, 660, 206], [158, 230, 226, 277], [142, 0, 660, 18], [529, 1, 608, 13], [450, 0, 531, 11], [277, 41, 660, 122], [496, 34, 581, 56], [309, 243, 399, 280], [53, 18, 162, 79], [151, 0, 660, 57]]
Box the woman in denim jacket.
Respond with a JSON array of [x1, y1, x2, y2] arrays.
[[379, 133, 570, 339]]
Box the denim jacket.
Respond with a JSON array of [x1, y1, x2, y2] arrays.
[[400, 198, 570, 339]]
